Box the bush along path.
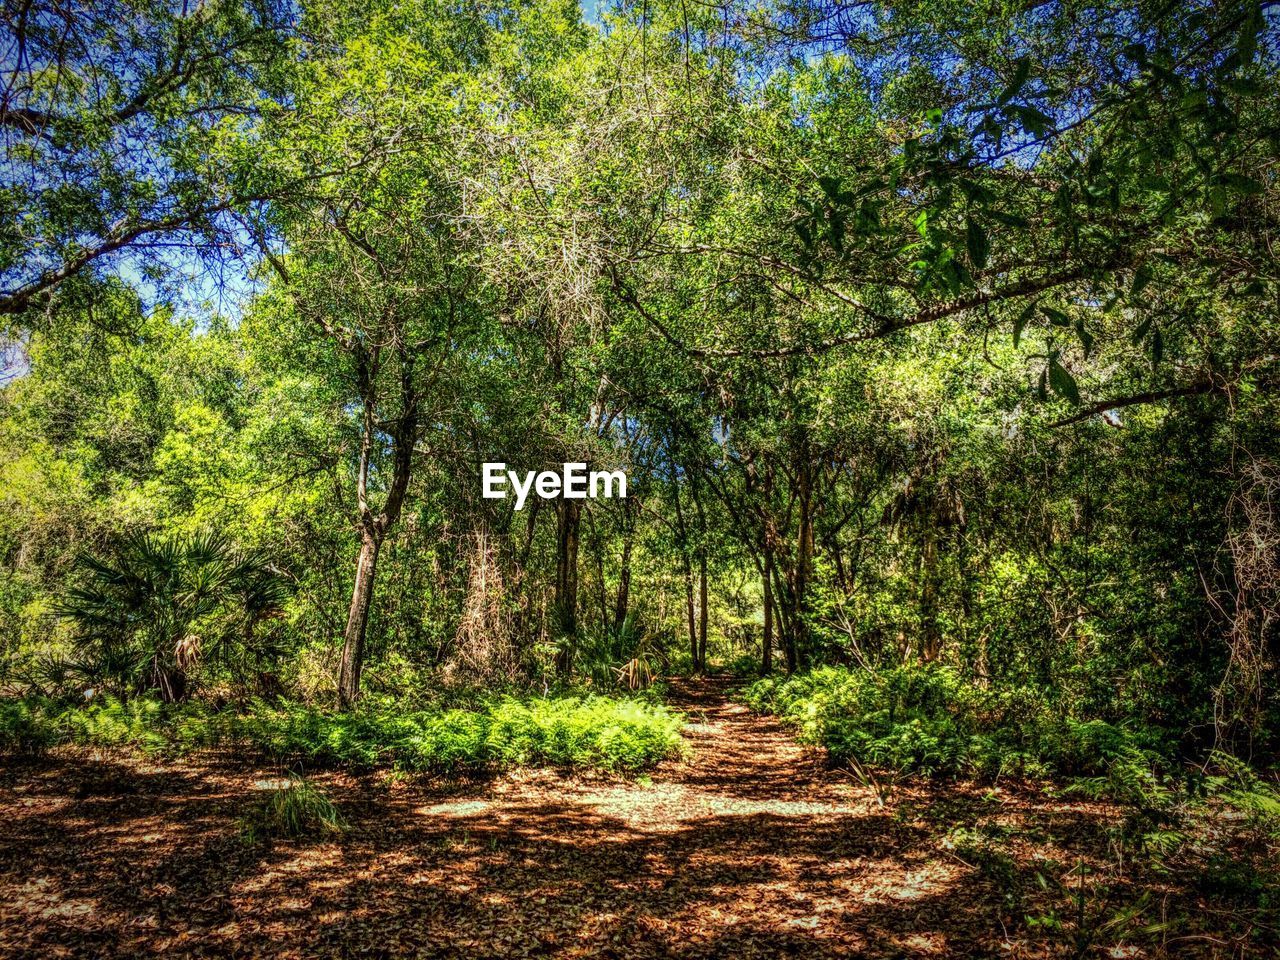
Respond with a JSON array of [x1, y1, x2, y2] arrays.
[[0, 693, 685, 773], [0, 677, 1273, 959]]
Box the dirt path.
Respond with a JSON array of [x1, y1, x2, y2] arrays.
[[0, 678, 1136, 958]]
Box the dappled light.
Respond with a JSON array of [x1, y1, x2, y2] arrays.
[[0, 679, 1250, 958], [1, 0, 1278, 955]]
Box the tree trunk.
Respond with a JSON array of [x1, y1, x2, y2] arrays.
[[512, 498, 541, 640], [614, 534, 632, 631], [762, 551, 773, 675], [790, 464, 815, 670], [783, 614, 799, 673], [553, 499, 581, 676], [338, 533, 381, 709], [920, 526, 941, 662], [671, 467, 699, 672], [690, 479, 709, 671], [587, 510, 609, 633], [698, 550, 708, 670], [334, 350, 416, 709], [681, 552, 698, 670], [764, 545, 797, 673]]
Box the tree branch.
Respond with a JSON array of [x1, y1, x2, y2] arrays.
[[1048, 379, 1222, 428], [610, 254, 1128, 359]]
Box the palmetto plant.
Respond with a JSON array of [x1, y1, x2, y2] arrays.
[[56, 532, 291, 702]]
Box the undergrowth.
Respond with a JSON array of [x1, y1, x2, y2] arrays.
[[743, 666, 1280, 811], [0, 693, 684, 773], [239, 775, 345, 843], [747, 666, 1280, 952]]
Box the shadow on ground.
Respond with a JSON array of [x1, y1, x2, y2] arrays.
[[0, 679, 1228, 958]]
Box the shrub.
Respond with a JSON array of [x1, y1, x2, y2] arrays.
[[0, 691, 685, 774], [397, 696, 684, 772], [743, 665, 1161, 787], [0, 698, 60, 752], [55, 532, 290, 703], [60, 696, 173, 754]]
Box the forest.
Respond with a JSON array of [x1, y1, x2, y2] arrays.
[[0, 0, 1278, 956]]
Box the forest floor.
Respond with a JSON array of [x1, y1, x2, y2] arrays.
[[0, 677, 1262, 959]]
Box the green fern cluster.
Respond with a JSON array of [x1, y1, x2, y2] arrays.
[[745, 666, 1170, 785], [0, 692, 684, 774], [0, 695, 184, 755], [745, 667, 1280, 845], [0, 699, 61, 752], [242, 695, 684, 772]]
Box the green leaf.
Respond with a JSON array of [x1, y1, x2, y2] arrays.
[[1039, 305, 1071, 327], [1014, 302, 1035, 347], [1048, 356, 1080, 405], [965, 218, 989, 269], [1220, 172, 1263, 195], [987, 210, 1029, 228], [1151, 328, 1164, 366], [1131, 316, 1153, 345], [1130, 264, 1152, 298], [1012, 104, 1054, 138], [827, 214, 845, 254], [1238, 2, 1263, 65], [818, 175, 842, 201], [1075, 319, 1095, 358], [998, 57, 1031, 106]]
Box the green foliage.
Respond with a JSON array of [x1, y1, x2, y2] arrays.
[[0, 694, 220, 756], [942, 824, 1020, 892], [1195, 853, 1280, 916], [54, 532, 291, 702], [0, 1, 294, 319], [744, 665, 1162, 787], [0, 692, 684, 774], [0, 698, 60, 753], [0, 0, 1275, 817], [244, 695, 683, 773], [570, 618, 664, 692], [239, 776, 346, 844]]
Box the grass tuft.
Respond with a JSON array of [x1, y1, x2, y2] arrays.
[[239, 775, 345, 843]]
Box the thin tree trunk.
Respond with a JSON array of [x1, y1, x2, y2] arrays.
[[681, 552, 697, 670], [335, 350, 417, 709], [790, 464, 815, 671], [553, 499, 581, 676], [670, 464, 699, 671], [587, 509, 609, 633], [765, 547, 796, 671], [614, 535, 632, 631], [698, 551, 708, 671], [338, 533, 381, 708], [762, 550, 774, 675], [691, 478, 709, 672], [783, 615, 799, 673], [511, 498, 541, 640], [920, 525, 941, 662]]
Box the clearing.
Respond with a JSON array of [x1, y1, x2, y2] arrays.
[[0, 679, 1242, 958]]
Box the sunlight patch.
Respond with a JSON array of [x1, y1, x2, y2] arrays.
[[415, 800, 492, 817]]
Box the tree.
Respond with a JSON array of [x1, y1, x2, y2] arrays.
[[244, 0, 589, 704], [0, 0, 296, 321]]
